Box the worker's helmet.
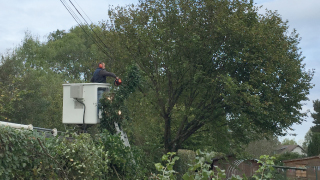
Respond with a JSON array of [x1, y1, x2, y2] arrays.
[[98, 62, 103, 68], [114, 78, 122, 86]]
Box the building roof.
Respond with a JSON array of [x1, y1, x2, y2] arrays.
[[283, 155, 320, 163], [211, 154, 259, 164], [274, 145, 305, 154]]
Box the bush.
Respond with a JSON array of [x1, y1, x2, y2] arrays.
[[274, 152, 306, 166], [151, 151, 278, 180], [0, 126, 148, 179], [95, 130, 149, 179], [0, 126, 59, 179], [175, 149, 196, 180], [0, 125, 279, 180]]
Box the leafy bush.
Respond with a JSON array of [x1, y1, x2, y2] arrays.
[[0, 126, 148, 179], [182, 150, 237, 180], [0, 125, 279, 180], [0, 126, 59, 179], [252, 155, 276, 180], [54, 132, 110, 179], [151, 151, 279, 180], [100, 64, 141, 134], [150, 152, 180, 180], [274, 152, 306, 166], [95, 130, 149, 179], [175, 149, 196, 180]]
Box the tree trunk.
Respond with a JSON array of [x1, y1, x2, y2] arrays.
[[164, 114, 171, 153]]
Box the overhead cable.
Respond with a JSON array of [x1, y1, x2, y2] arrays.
[[59, 0, 112, 59], [68, 0, 113, 55], [60, 0, 108, 56]]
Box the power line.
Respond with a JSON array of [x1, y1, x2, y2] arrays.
[[59, 0, 112, 59], [68, 0, 113, 55], [60, 0, 103, 49], [63, 0, 110, 57], [73, 0, 94, 24]]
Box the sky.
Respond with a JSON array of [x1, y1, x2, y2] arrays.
[[0, 0, 319, 144]]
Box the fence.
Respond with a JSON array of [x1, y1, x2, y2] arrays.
[[273, 165, 319, 180]]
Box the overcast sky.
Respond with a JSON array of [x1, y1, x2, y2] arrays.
[[1, 0, 319, 144]]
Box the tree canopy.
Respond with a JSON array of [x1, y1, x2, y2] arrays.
[[107, 0, 313, 152], [281, 138, 297, 145], [0, 0, 314, 155], [307, 133, 320, 156], [305, 100, 320, 156], [310, 100, 320, 132], [245, 135, 280, 158], [0, 33, 64, 128]]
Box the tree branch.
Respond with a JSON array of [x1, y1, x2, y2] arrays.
[[37, 138, 68, 179], [112, 165, 122, 180]]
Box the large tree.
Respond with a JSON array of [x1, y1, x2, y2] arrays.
[[0, 33, 65, 129], [107, 0, 313, 152], [307, 133, 320, 156], [0, 25, 125, 129], [44, 27, 106, 81]]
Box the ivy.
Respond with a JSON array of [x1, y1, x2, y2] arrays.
[[100, 64, 141, 134], [0, 126, 58, 179]]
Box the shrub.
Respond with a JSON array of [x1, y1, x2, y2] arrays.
[[0, 126, 147, 179]]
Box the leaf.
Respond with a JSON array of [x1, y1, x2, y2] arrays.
[[182, 173, 194, 180], [155, 163, 164, 171]]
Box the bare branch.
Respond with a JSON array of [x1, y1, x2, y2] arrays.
[[37, 138, 68, 179]]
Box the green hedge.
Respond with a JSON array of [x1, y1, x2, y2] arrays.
[[0, 126, 145, 179], [0, 125, 279, 180]]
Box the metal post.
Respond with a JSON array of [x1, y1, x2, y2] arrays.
[[33, 127, 58, 136]]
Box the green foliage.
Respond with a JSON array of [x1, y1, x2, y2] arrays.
[[0, 1, 315, 178], [305, 100, 320, 156], [54, 132, 110, 179], [274, 152, 306, 166], [0, 125, 148, 179], [95, 130, 149, 179], [152, 150, 253, 180], [175, 149, 196, 180], [150, 152, 179, 180], [0, 125, 58, 179], [183, 150, 223, 180], [45, 26, 108, 81], [108, 0, 314, 153], [182, 150, 248, 180], [307, 132, 320, 156], [100, 64, 141, 134], [281, 138, 297, 145], [252, 155, 276, 180], [245, 135, 280, 159], [0, 52, 30, 122], [1, 125, 279, 180], [0, 0, 313, 158], [311, 99, 320, 129], [302, 130, 312, 151], [0, 33, 64, 130]]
